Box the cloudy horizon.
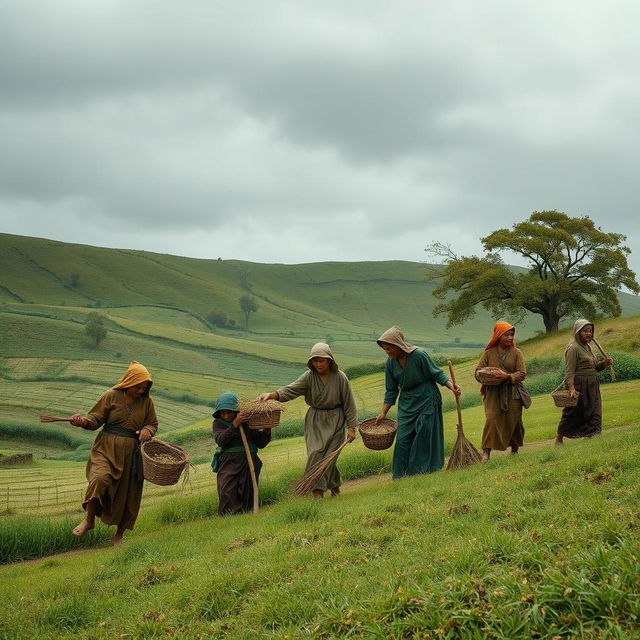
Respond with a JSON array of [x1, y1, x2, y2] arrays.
[[1, 1, 639, 282]]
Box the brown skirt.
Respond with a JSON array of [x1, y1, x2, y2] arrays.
[[557, 375, 602, 438]]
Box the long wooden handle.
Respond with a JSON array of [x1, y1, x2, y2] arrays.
[[447, 360, 463, 433], [239, 425, 259, 514], [591, 337, 616, 381]]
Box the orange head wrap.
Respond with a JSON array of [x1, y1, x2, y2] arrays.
[[485, 321, 516, 350], [112, 361, 153, 396]]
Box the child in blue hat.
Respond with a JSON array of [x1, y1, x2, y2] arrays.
[[211, 391, 272, 515]]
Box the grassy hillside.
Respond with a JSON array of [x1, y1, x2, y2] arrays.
[[1, 426, 640, 639], [3, 232, 639, 343]]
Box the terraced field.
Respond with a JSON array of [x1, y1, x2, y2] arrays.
[[2, 381, 639, 518]]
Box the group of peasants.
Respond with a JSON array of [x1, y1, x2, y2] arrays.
[[69, 319, 612, 545]]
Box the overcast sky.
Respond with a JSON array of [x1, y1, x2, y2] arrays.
[[1, 1, 639, 280]]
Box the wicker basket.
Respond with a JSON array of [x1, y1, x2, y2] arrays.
[[551, 386, 580, 408], [358, 418, 397, 450], [475, 366, 508, 385], [141, 439, 189, 486], [239, 400, 282, 429]]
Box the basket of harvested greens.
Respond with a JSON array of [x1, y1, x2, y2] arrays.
[[141, 439, 189, 486], [239, 399, 284, 429], [358, 418, 397, 450]]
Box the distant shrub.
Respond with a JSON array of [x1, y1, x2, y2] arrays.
[[526, 356, 563, 376], [343, 362, 385, 379], [598, 350, 640, 383]]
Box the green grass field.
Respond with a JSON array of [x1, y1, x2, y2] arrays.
[[1, 425, 640, 638]]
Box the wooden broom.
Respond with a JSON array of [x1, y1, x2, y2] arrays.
[[238, 425, 260, 514], [293, 441, 349, 496], [591, 337, 616, 381], [446, 361, 482, 470]]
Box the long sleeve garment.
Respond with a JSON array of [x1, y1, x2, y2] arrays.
[[558, 341, 608, 438], [383, 349, 449, 478], [213, 419, 271, 515], [476, 346, 526, 450], [277, 369, 357, 492], [82, 389, 158, 530]]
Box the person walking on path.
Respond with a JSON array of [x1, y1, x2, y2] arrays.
[[374, 326, 460, 478], [556, 319, 613, 444], [212, 391, 271, 515], [258, 343, 357, 498], [69, 361, 158, 545], [475, 321, 528, 462]]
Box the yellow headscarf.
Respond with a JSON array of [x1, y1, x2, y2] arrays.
[[112, 361, 153, 395]]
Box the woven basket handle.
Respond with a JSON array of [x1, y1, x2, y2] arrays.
[[551, 380, 566, 394]]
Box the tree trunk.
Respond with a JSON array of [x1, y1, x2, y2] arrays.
[[540, 306, 561, 333]]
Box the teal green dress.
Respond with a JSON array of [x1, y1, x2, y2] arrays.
[[384, 349, 449, 478]]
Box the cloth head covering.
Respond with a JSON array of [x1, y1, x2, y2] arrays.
[[112, 361, 153, 395], [213, 391, 240, 417], [485, 321, 516, 350], [307, 342, 337, 370], [567, 318, 594, 353], [376, 326, 418, 354]]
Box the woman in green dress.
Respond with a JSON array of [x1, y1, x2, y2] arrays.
[[375, 326, 460, 478]]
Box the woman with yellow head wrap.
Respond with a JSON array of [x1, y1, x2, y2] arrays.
[[69, 361, 158, 545]]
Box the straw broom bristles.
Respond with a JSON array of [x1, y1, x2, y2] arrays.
[[446, 360, 482, 470], [293, 441, 349, 495], [39, 413, 73, 423]]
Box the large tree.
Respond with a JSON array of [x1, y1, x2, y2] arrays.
[[429, 211, 639, 333]]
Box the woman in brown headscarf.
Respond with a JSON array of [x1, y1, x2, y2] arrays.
[[475, 321, 528, 462], [69, 361, 158, 545], [555, 319, 613, 444], [257, 343, 357, 498]]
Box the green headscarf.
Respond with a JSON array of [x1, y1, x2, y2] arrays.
[[213, 391, 240, 418]]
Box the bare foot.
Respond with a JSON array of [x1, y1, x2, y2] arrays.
[[72, 519, 94, 537], [112, 533, 124, 546], [554, 436, 564, 446], [312, 489, 324, 499], [481, 449, 490, 463]]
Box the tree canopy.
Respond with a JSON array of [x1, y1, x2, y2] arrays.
[[239, 295, 259, 330], [428, 211, 639, 333], [85, 312, 107, 348]]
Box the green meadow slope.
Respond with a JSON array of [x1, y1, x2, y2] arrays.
[[1, 427, 640, 639]]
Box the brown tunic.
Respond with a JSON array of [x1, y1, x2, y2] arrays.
[[476, 346, 526, 450], [557, 337, 608, 438], [82, 389, 158, 530], [213, 419, 271, 515]]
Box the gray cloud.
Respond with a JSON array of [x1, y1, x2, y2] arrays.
[[0, 0, 638, 281]]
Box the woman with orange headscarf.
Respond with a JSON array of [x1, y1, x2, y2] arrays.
[[69, 361, 158, 545], [475, 322, 528, 462]]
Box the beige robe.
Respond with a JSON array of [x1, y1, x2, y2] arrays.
[[82, 389, 158, 529], [476, 347, 526, 450], [277, 369, 357, 492]]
